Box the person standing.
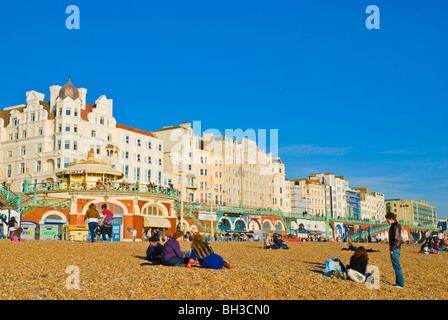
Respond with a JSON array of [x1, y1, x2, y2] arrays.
[[386, 212, 404, 289], [101, 204, 114, 241], [84, 204, 100, 243], [132, 228, 137, 241]]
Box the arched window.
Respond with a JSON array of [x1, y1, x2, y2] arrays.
[[218, 217, 231, 231], [96, 203, 123, 214], [234, 219, 246, 231], [143, 205, 163, 216]]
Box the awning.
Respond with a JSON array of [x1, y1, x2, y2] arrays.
[[143, 216, 172, 228]]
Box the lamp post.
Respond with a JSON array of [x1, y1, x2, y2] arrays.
[[400, 201, 409, 224], [207, 180, 218, 239]]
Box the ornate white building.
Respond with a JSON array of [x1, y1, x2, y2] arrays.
[[0, 79, 165, 192]]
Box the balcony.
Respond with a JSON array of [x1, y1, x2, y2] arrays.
[[23, 181, 180, 199]]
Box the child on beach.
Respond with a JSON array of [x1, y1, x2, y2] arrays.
[[186, 233, 231, 270], [11, 227, 23, 242]]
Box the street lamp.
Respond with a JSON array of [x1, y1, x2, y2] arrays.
[[207, 183, 218, 239], [400, 200, 409, 223]]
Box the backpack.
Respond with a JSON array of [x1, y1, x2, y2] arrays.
[[324, 258, 341, 277], [104, 215, 114, 225]]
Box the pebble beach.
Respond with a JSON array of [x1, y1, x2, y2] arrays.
[[1, 239, 447, 300]]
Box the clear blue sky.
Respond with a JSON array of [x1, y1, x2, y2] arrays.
[[0, 0, 447, 218]]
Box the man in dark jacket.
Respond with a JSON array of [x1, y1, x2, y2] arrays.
[[386, 212, 404, 288], [146, 234, 163, 263]]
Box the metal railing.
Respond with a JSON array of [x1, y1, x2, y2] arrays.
[[24, 181, 180, 198]]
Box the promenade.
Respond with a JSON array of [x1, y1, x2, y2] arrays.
[[1, 240, 446, 300]]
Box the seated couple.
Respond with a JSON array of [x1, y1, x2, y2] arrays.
[[146, 230, 231, 269], [264, 232, 289, 249]]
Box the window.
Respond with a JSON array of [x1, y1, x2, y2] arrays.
[[22, 130, 27, 138], [31, 113, 35, 121], [136, 154, 141, 162], [58, 124, 62, 132], [158, 144, 162, 151], [73, 125, 78, 133], [65, 125, 70, 132], [66, 108, 71, 116], [7, 165, 12, 178], [122, 165, 129, 179], [21, 146, 26, 156], [147, 156, 151, 164], [158, 159, 162, 166], [74, 109, 78, 117], [91, 130, 96, 138], [136, 139, 141, 147], [73, 141, 78, 151], [65, 141, 70, 150], [143, 206, 163, 216], [64, 158, 70, 168], [100, 117, 104, 125], [7, 151, 12, 158], [20, 163, 25, 174], [107, 134, 112, 142], [37, 144, 42, 153], [12, 118, 18, 126], [38, 127, 43, 136], [36, 161, 41, 172]]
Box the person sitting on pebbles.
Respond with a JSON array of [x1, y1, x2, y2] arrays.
[[160, 230, 191, 267], [273, 233, 289, 249], [264, 231, 278, 249], [146, 234, 163, 263], [186, 233, 231, 270]]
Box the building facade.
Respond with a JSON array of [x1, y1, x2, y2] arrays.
[[0, 79, 165, 192], [386, 199, 437, 228], [308, 173, 349, 219], [289, 178, 325, 216]]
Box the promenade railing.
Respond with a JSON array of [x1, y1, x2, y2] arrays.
[[24, 181, 180, 198]]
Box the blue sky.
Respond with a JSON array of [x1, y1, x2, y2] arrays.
[[0, 0, 447, 218]]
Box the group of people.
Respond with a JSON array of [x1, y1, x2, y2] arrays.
[[264, 231, 289, 249], [325, 212, 404, 289], [84, 203, 115, 242], [145, 230, 231, 270], [0, 215, 23, 241], [419, 233, 448, 253]]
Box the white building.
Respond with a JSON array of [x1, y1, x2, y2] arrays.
[[0, 79, 165, 191], [308, 173, 349, 219], [354, 187, 386, 222]]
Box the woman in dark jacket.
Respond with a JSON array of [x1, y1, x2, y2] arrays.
[[347, 246, 368, 275]]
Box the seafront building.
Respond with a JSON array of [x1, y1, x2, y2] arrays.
[[353, 187, 385, 222], [385, 199, 437, 228], [289, 178, 325, 216], [0, 79, 165, 191], [308, 173, 349, 219]]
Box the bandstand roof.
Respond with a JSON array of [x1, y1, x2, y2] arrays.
[[56, 150, 124, 178]]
